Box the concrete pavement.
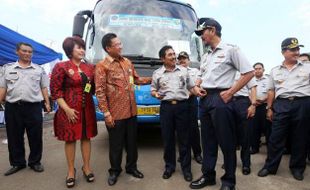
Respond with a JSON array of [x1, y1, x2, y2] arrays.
[[0, 116, 309, 190]]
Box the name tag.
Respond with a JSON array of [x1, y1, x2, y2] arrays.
[[84, 83, 91, 93], [129, 76, 134, 84]]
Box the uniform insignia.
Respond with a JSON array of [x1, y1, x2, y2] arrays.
[[68, 69, 74, 76]]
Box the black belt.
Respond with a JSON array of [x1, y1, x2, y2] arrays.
[[203, 88, 229, 94], [233, 96, 248, 100], [162, 100, 187, 105], [276, 96, 309, 101], [10, 101, 41, 105]]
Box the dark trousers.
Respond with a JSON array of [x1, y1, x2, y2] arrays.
[[160, 100, 191, 173], [5, 101, 43, 167], [188, 96, 202, 157], [250, 103, 271, 151], [263, 98, 310, 173], [107, 116, 138, 175], [232, 97, 251, 167], [200, 92, 237, 187]]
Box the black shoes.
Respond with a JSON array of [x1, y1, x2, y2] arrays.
[[126, 169, 144, 178], [108, 173, 119, 186], [162, 170, 174, 179], [257, 168, 276, 177], [291, 170, 304, 181], [189, 175, 216, 189], [4, 166, 26, 176], [183, 172, 193, 182], [66, 168, 76, 188], [220, 185, 235, 190], [242, 167, 251, 175], [82, 166, 95, 182], [30, 164, 44, 172], [194, 155, 203, 164]]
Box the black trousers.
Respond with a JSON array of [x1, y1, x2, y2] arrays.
[[160, 100, 191, 173], [200, 91, 237, 187], [107, 116, 138, 175], [5, 101, 43, 167], [188, 96, 202, 157], [232, 97, 251, 167], [250, 103, 271, 151], [263, 98, 310, 173]]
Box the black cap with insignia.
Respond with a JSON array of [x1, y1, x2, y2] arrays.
[[281, 37, 304, 51], [195, 17, 222, 36]]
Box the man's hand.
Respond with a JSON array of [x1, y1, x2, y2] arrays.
[[45, 102, 51, 113], [191, 86, 207, 97], [247, 105, 256, 118], [220, 90, 233, 103], [104, 112, 115, 127], [104, 114, 115, 128], [152, 91, 166, 100], [266, 109, 273, 121]]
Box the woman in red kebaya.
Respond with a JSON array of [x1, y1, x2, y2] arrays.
[[50, 37, 97, 188]]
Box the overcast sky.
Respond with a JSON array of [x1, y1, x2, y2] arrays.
[[1, 0, 310, 72]]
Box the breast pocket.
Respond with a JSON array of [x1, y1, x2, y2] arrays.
[[31, 74, 41, 91], [274, 75, 285, 85], [5, 74, 19, 85]]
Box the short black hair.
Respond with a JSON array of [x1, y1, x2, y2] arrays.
[[159, 45, 173, 59], [16, 42, 33, 51], [101, 33, 117, 52], [253, 62, 264, 69], [299, 53, 310, 61]]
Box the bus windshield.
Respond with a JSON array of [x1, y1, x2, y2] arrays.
[[85, 0, 201, 69]]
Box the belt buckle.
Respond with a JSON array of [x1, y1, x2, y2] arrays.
[[171, 100, 177, 105], [288, 97, 294, 101], [16, 100, 22, 105]]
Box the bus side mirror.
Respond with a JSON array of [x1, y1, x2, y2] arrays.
[[72, 10, 92, 38]]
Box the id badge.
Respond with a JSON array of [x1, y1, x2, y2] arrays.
[[84, 83, 91, 93], [129, 76, 134, 84]]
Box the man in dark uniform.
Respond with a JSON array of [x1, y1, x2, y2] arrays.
[[0, 42, 51, 176], [189, 18, 254, 190], [177, 51, 203, 164], [151, 45, 205, 182], [257, 37, 310, 181], [250, 62, 271, 154]]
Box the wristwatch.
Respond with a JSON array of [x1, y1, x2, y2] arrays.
[[266, 106, 272, 110]]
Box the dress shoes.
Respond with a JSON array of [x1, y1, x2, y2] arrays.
[[108, 173, 118, 186], [189, 175, 216, 189], [257, 168, 276, 177], [194, 155, 203, 164], [220, 185, 235, 190], [242, 167, 251, 175], [126, 169, 144, 178], [29, 164, 44, 172], [4, 166, 26, 176], [291, 170, 304, 181], [183, 172, 193, 182], [162, 170, 174, 179]]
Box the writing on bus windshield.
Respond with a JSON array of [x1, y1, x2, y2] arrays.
[[109, 14, 182, 30]]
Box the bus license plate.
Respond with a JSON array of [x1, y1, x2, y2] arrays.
[[137, 106, 159, 115]]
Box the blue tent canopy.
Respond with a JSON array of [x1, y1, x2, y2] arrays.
[[0, 24, 62, 65]]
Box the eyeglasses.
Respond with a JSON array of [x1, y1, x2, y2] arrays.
[[110, 42, 122, 48]]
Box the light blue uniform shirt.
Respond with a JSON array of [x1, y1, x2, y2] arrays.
[[151, 65, 195, 101], [255, 75, 269, 100], [234, 72, 257, 97], [268, 61, 310, 98], [0, 61, 49, 103], [200, 41, 253, 89]]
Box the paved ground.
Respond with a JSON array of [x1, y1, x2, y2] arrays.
[[0, 114, 309, 190]]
